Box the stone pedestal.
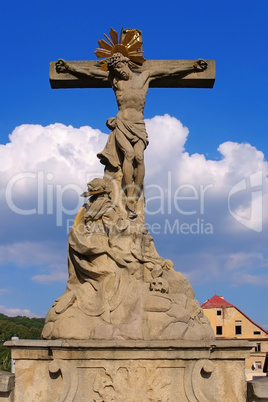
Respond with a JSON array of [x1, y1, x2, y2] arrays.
[[3, 339, 251, 402]]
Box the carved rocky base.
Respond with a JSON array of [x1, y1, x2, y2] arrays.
[[4, 339, 251, 402]]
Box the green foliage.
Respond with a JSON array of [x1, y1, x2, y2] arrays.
[[0, 314, 45, 372]]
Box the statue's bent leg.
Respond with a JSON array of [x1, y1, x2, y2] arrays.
[[133, 140, 145, 199], [115, 131, 135, 196]]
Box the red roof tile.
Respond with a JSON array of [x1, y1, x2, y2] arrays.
[[201, 294, 233, 308]]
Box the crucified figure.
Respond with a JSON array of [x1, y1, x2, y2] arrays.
[[56, 54, 207, 216]]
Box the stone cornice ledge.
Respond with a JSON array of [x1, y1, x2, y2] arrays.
[[5, 339, 253, 361], [4, 339, 252, 349]]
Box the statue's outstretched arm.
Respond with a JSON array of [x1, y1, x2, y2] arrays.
[[148, 59, 208, 81], [55, 59, 108, 80]]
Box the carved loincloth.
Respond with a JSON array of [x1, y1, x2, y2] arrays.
[[97, 117, 149, 168]]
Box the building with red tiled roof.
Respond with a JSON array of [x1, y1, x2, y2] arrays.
[[201, 294, 233, 308], [202, 295, 268, 380]]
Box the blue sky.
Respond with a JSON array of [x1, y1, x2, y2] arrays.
[[0, 0, 267, 330]]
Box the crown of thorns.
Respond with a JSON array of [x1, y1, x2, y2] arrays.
[[107, 53, 130, 70]]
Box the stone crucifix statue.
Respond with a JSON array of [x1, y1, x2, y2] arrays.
[[42, 28, 215, 341], [51, 28, 215, 217]]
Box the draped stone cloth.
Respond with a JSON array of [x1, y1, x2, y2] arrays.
[[65, 197, 130, 318], [97, 117, 149, 168]]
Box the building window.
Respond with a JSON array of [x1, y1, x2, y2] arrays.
[[235, 325, 242, 335], [253, 361, 262, 370], [255, 343, 262, 352], [217, 310, 221, 316], [254, 331, 261, 335], [216, 326, 222, 335]]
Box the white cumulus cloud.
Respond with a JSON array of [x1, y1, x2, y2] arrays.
[[0, 305, 38, 318], [32, 263, 68, 284], [0, 114, 267, 293], [0, 241, 65, 267]]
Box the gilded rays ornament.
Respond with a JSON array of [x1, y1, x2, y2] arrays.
[[95, 27, 146, 70]]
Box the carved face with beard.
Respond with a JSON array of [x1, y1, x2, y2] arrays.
[[107, 53, 132, 81]]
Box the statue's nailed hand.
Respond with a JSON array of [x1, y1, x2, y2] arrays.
[[55, 59, 69, 73], [193, 59, 208, 71]]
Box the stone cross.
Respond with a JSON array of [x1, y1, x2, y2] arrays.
[[50, 58, 215, 89], [49, 28, 215, 216]]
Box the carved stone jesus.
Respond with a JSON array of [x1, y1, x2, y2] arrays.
[[56, 53, 207, 216]]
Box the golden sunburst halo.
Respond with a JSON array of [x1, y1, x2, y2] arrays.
[[95, 27, 146, 71]]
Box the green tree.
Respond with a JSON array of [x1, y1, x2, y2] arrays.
[[0, 314, 45, 372]]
